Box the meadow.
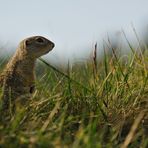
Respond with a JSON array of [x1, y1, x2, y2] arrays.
[[0, 35, 148, 147]]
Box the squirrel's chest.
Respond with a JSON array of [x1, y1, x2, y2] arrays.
[[3, 72, 35, 93]]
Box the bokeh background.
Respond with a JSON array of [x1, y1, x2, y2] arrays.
[[0, 0, 148, 64]]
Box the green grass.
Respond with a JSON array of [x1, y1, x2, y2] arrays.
[[0, 38, 148, 148]]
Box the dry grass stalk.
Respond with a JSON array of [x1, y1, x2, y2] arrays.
[[93, 43, 98, 79], [121, 110, 146, 148]]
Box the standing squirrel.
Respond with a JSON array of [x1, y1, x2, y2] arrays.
[[0, 36, 54, 111]]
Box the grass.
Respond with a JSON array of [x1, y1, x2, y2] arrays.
[[0, 37, 148, 147]]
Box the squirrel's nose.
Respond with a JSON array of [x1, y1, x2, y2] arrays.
[[51, 42, 55, 48]]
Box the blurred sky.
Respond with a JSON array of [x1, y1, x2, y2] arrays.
[[0, 0, 148, 63]]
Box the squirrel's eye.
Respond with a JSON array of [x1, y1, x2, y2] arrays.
[[36, 38, 44, 43]]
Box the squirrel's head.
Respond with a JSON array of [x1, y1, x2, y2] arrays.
[[19, 36, 55, 58]]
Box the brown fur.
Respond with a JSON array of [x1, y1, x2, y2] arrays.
[[0, 36, 54, 111]]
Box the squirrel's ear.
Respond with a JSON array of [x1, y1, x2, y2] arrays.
[[25, 40, 32, 46]]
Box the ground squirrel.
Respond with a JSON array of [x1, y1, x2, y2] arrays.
[[0, 36, 55, 111]]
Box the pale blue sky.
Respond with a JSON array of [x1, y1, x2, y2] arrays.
[[0, 0, 148, 62]]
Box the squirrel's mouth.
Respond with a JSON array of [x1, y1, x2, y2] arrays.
[[44, 49, 51, 54], [44, 45, 54, 54]]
